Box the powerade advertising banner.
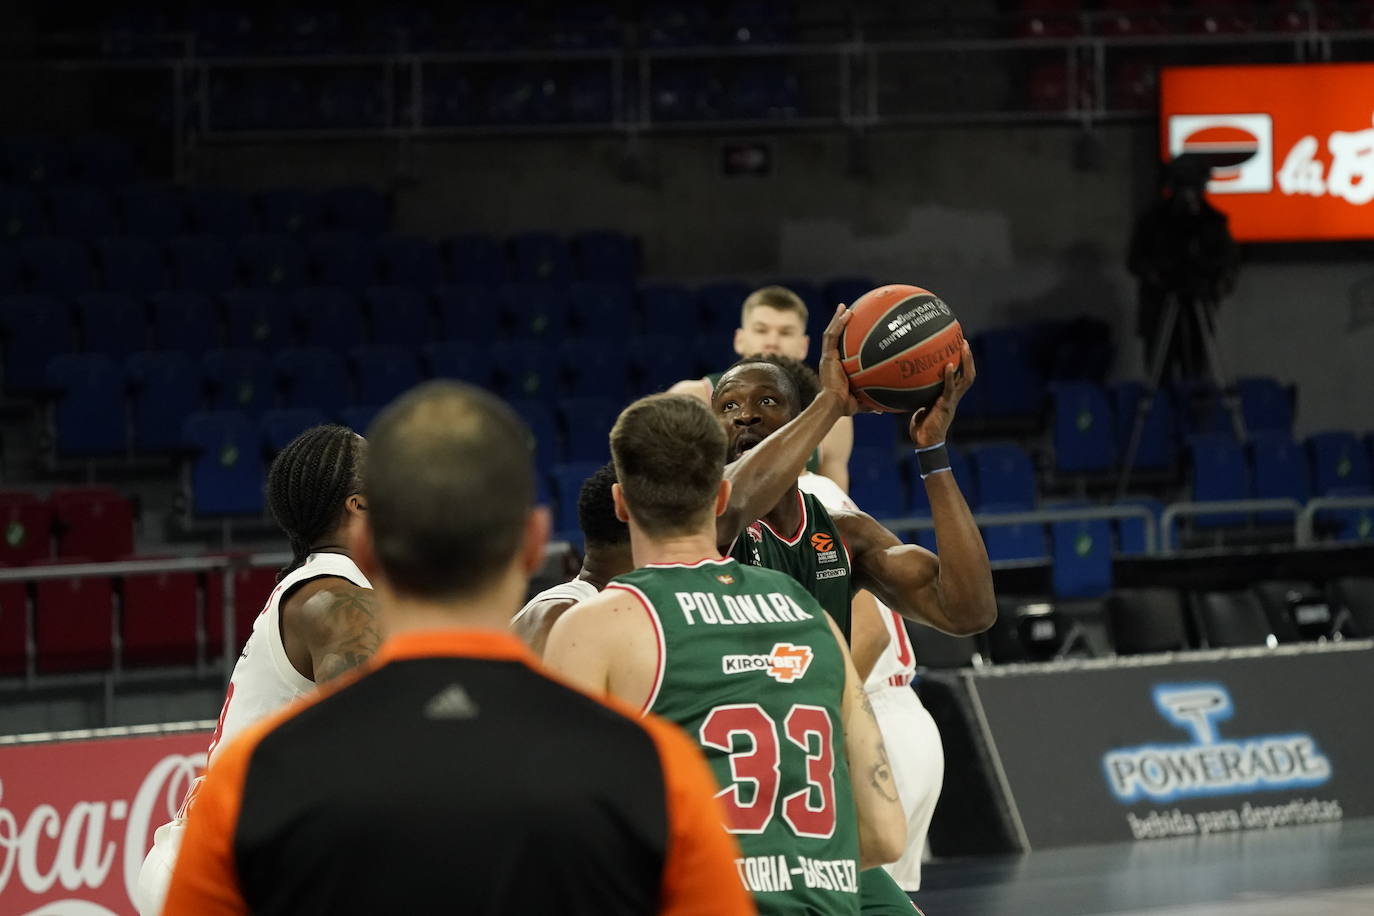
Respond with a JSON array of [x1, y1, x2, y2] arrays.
[[1159, 62, 1374, 241], [966, 644, 1372, 849], [0, 730, 209, 915]]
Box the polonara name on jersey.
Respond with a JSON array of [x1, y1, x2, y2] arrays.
[[673, 589, 816, 627], [736, 854, 859, 895]]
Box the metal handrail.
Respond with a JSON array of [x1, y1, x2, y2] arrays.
[[881, 504, 1158, 555], [1296, 496, 1374, 547], [1158, 498, 1303, 552]]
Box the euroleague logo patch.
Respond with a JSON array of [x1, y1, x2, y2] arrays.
[[811, 532, 839, 564], [722, 642, 815, 683]]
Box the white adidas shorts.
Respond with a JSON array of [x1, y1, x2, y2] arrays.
[[868, 683, 944, 892], [135, 818, 185, 916]]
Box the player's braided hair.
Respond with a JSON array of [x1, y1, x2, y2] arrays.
[[724, 353, 821, 413], [267, 425, 364, 581]]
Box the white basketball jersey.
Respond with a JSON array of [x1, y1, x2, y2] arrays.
[[796, 473, 918, 689], [513, 577, 600, 626], [208, 552, 372, 763]]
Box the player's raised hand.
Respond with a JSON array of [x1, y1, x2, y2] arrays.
[[818, 303, 864, 416], [909, 338, 975, 448]]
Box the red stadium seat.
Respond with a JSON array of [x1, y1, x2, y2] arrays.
[[205, 564, 281, 659], [1184, 0, 1256, 34], [0, 579, 28, 675], [50, 486, 135, 561], [122, 568, 199, 667], [32, 561, 114, 673], [0, 491, 52, 566], [1014, 0, 1082, 38]]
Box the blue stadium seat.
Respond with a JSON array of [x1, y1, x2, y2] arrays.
[[1114, 497, 1163, 556], [261, 407, 328, 452], [0, 243, 17, 295], [567, 282, 632, 340], [308, 232, 378, 290], [549, 461, 604, 537], [96, 237, 166, 295], [558, 336, 627, 400], [182, 411, 265, 516], [638, 284, 697, 337], [126, 350, 202, 452], [491, 339, 556, 399], [695, 336, 736, 381], [47, 185, 118, 239], [46, 353, 126, 456], [1187, 433, 1249, 527], [1248, 432, 1309, 521], [697, 282, 751, 337], [1172, 381, 1233, 438], [508, 399, 561, 473], [0, 185, 43, 241], [979, 515, 1049, 563], [0, 294, 72, 391], [186, 188, 256, 238], [75, 292, 148, 360], [237, 234, 307, 289], [433, 284, 493, 341], [558, 397, 619, 463], [510, 232, 572, 283], [1237, 376, 1293, 434], [364, 285, 432, 346], [203, 348, 274, 415], [848, 447, 906, 519], [445, 234, 509, 284], [338, 406, 380, 434], [117, 186, 184, 240], [1051, 519, 1113, 598], [572, 231, 638, 284], [321, 187, 387, 235], [20, 238, 94, 297], [223, 288, 289, 349], [643, 4, 709, 47], [851, 414, 901, 451], [2, 137, 67, 184], [290, 286, 366, 349], [70, 135, 138, 185], [967, 444, 1036, 510], [275, 347, 351, 412], [649, 65, 715, 120], [424, 341, 493, 387], [376, 236, 442, 288], [168, 236, 235, 292], [1111, 381, 1175, 471], [498, 282, 569, 339], [149, 290, 220, 355], [257, 188, 320, 236], [1306, 431, 1371, 497], [1050, 381, 1116, 473], [976, 328, 1044, 419], [726, 66, 800, 119], [350, 344, 422, 406], [628, 335, 696, 393]]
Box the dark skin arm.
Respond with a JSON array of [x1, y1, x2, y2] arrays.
[[716, 304, 861, 549], [282, 578, 383, 683], [836, 342, 996, 636]]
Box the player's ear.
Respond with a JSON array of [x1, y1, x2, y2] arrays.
[[714, 478, 732, 518], [347, 517, 379, 583], [344, 492, 366, 518], [611, 483, 631, 523], [732, 327, 748, 357], [520, 507, 551, 576]]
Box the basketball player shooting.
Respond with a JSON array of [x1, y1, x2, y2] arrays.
[[544, 393, 907, 915]]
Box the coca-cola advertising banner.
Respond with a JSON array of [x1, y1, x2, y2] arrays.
[[0, 731, 209, 915], [1159, 62, 1374, 241]]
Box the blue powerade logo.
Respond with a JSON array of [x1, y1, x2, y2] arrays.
[[1103, 684, 1332, 803]]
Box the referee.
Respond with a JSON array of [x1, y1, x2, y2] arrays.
[[164, 381, 753, 916]]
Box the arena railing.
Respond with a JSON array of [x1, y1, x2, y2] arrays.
[[1158, 499, 1305, 553], [1296, 496, 1374, 547], [881, 504, 1159, 557]]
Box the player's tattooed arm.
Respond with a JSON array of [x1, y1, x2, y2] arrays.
[[300, 585, 383, 683], [856, 682, 901, 804]]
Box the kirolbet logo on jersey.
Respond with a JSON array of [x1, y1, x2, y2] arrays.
[[1102, 683, 1332, 803], [722, 643, 814, 683]]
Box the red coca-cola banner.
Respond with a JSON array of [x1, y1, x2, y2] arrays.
[[0, 730, 209, 916]]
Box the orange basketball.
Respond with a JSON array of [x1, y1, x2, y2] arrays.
[[838, 284, 964, 413]]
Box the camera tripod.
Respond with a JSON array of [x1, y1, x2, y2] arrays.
[[1115, 291, 1247, 498]]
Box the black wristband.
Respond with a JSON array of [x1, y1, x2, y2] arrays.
[[915, 442, 951, 479]]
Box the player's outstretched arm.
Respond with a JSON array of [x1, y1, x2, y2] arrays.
[[510, 597, 578, 658], [817, 416, 853, 492], [827, 614, 906, 869], [290, 580, 383, 683], [544, 589, 660, 709], [668, 377, 713, 403], [717, 305, 860, 547]]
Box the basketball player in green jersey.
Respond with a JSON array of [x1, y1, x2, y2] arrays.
[[670, 285, 854, 490], [545, 394, 907, 915]]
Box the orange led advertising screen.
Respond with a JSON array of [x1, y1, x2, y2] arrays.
[[1160, 63, 1374, 242]]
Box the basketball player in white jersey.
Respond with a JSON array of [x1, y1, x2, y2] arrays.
[[512, 464, 630, 655], [136, 425, 379, 916]]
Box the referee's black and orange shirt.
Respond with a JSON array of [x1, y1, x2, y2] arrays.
[[163, 630, 754, 916]]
